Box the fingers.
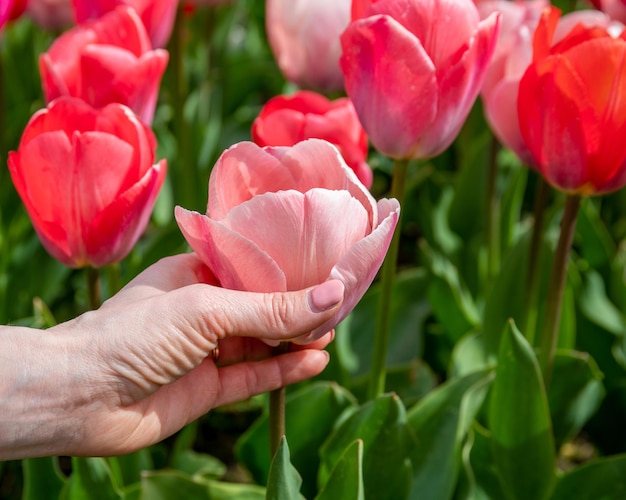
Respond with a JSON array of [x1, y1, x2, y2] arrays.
[[212, 349, 330, 408], [174, 279, 345, 343], [215, 330, 335, 366]]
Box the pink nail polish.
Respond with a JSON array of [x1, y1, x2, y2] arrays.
[[308, 280, 344, 313]]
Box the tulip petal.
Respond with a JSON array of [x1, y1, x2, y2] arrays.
[[209, 140, 377, 226], [222, 189, 370, 291], [303, 197, 401, 343], [87, 159, 167, 267], [341, 14, 438, 158], [175, 207, 287, 293]]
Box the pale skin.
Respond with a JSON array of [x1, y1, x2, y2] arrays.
[[0, 253, 344, 460]]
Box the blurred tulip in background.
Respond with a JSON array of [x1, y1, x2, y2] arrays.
[[518, 7, 626, 195], [39, 6, 168, 124], [25, 0, 73, 30], [341, 0, 500, 159], [252, 91, 372, 188], [265, 0, 351, 92], [8, 97, 167, 268]]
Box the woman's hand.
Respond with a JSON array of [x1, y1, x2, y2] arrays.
[[0, 254, 343, 460]]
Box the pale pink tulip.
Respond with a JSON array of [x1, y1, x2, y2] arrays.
[[175, 139, 400, 343], [340, 0, 500, 159], [479, 0, 546, 164], [266, 0, 351, 92]]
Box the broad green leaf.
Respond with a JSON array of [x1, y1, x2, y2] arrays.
[[489, 322, 555, 500], [266, 437, 304, 500], [551, 454, 626, 500], [22, 457, 65, 500], [578, 270, 626, 337], [236, 382, 356, 498], [319, 394, 413, 500], [549, 351, 605, 447], [61, 457, 123, 500], [421, 242, 480, 341], [316, 440, 364, 500], [407, 369, 494, 500]]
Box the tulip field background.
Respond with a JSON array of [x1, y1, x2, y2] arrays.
[[3, 1, 626, 499]]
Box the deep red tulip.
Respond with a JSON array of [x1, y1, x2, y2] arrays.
[[266, 0, 352, 92], [175, 139, 399, 343], [39, 6, 168, 124], [252, 91, 373, 188], [26, 0, 74, 30], [341, 0, 500, 159], [518, 7, 626, 195], [8, 97, 167, 268], [72, 0, 178, 48]]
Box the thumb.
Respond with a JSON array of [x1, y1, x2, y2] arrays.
[[186, 280, 345, 343]]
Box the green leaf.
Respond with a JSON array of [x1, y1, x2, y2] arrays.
[[236, 382, 356, 498], [450, 332, 492, 378], [406, 369, 494, 500], [266, 437, 304, 500], [61, 457, 123, 500], [171, 449, 226, 479], [499, 158, 528, 254], [319, 394, 413, 500], [315, 440, 364, 500], [421, 242, 480, 341], [489, 321, 555, 500], [577, 198, 615, 270], [22, 457, 66, 500], [549, 351, 605, 447], [551, 454, 626, 500]]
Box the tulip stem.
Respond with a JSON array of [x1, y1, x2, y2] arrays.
[[269, 342, 290, 458], [368, 158, 409, 399], [171, 5, 196, 211], [486, 136, 501, 282], [86, 267, 101, 311], [521, 176, 550, 345], [538, 194, 580, 386]]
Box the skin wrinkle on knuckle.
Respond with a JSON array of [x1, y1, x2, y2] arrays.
[[266, 293, 296, 336]]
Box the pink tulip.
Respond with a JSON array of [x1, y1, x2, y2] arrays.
[[478, 0, 546, 164], [266, 0, 352, 92], [8, 97, 167, 268], [588, 0, 626, 24], [252, 91, 373, 188], [26, 0, 74, 30], [72, 0, 178, 48], [175, 139, 400, 343], [340, 0, 500, 159], [39, 6, 168, 125]]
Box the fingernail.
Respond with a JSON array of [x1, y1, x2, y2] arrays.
[[308, 280, 344, 313]]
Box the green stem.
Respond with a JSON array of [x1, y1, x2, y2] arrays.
[[171, 6, 196, 210], [368, 158, 410, 399], [521, 176, 550, 345], [486, 136, 501, 282], [538, 194, 581, 386], [269, 342, 290, 458], [86, 267, 101, 311]]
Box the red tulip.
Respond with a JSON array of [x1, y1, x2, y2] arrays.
[[252, 91, 373, 188], [340, 0, 500, 159], [175, 139, 399, 343], [479, 0, 546, 164], [39, 6, 168, 125], [518, 7, 626, 195], [8, 97, 167, 268], [266, 0, 352, 92], [71, 0, 178, 48]]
